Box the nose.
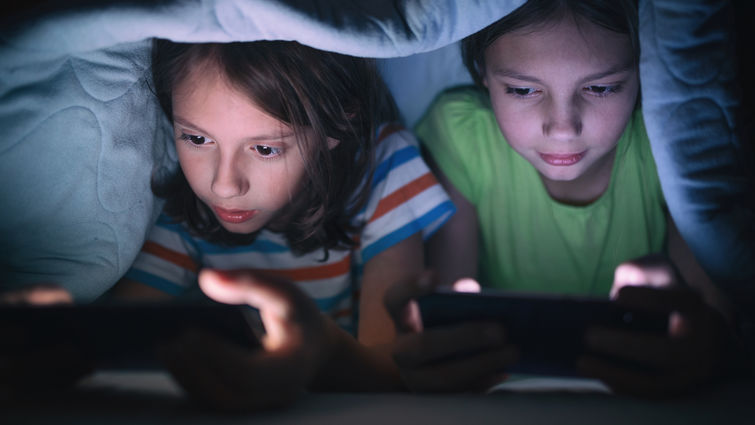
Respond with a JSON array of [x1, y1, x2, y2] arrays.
[[211, 151, 249, 199], [542, 95, 583, 139]]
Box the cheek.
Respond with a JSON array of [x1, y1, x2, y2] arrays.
[[253, 157, 308, 203], [593, 80, 639, 142], [489, 90, 535, 141], [492, 106, 534, 148], [177, 150, 211, 191], [590, 102, 636, 147], [279, 157, 308, 195]]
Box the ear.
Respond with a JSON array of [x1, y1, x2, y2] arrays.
[[482, 73, 489, 88], [326, 137, 340, 150]]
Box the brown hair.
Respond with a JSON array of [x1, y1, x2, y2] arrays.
[[462, 0, 639, 89], [151, 39, 398, 256]]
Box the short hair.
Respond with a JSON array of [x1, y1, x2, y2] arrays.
[[462, 0, 639, 89], [151, 39, 398, 256]]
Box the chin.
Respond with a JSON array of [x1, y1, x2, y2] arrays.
[[219, 222, 265, 235], [539, 168, 584, 183]]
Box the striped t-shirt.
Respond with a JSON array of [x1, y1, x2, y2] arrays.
[[124, 125, 455, 332]]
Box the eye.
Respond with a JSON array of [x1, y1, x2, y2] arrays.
[[583, 85, 621, 97], [253, 145, 282, 157], [180, 133, 211, 146], [505, 86, 540, 98]]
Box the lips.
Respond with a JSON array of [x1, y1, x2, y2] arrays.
[[212, 206, 258, 224], [538, 151, 586, 166]]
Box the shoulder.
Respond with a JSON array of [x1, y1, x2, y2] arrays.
[[427, 86, 490, 113], [355, 124, 454, 263], [146, 212, 204, 255], [414, 86, 497, 156], [416, 86, 491, 131], [152, 213, 198, 241], [375, 123, 419, 152], [154, 212, 186, 230], [369, 123, 434, 190]]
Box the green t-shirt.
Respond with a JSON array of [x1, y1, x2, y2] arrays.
[[416, 87, 667, 296]]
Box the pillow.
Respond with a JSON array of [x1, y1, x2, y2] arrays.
[[0, 40, 175, 300]]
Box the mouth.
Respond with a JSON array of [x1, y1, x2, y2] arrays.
[[538, 151, 586, 166], [212, 206, 258, 224]]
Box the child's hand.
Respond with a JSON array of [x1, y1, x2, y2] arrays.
[[158, 269, 333, 412], [384, 272, 517, 392], [608, 253, 682, 298], [579, 256, 733, 397], [0, 283, 73, 305], [0, 284, 93, 400]]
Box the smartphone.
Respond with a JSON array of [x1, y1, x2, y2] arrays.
[[0, 302, 262, 369], [416, 289, 669, 376]]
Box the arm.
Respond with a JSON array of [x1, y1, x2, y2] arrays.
[[358, 233, 423, 345], [159, 267, 406, 412], [380, 152, 514, 392], [312, 233, 425, 391], [581, 213, 743, 397], [383, 273, 516, 392], [425, 162, 480, 286]]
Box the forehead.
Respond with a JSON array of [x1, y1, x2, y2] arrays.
[[172, 59, 231, 103], [171, 61, 293, 137], [484, 14, 634, 76]]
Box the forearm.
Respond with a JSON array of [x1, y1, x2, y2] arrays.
[[309, 318, 403, 392], [425, 170, 479, 286]]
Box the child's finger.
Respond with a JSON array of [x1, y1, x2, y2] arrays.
[[172, 330, 257, 390], [400, 345, 518, 392], [616, 285, 702, 314], [159, 339, 244, 411], [584, 326, 674, 370], [577, 355, 685, 398], [180, 329, 312, 395], [0, 284, 73, 305], [199, 269, 299, 313], [199, 268, 323, 326], [199, 270, 306, 352], [163, 329, 305, 411], [383, 271, 437, 333], [610, 257, 678, 299], [392, 321, 508, 367], [452, 278, 481, 293]]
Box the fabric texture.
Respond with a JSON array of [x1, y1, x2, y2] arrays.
[[416, 87, 667, 296], [125, 127, 454, 332], [638, 0, 755, 310]]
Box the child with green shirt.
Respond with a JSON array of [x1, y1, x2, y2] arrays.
[[385, 0, 741, 396]]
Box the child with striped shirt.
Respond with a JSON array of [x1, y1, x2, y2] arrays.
[[110, 39, 453, 409]]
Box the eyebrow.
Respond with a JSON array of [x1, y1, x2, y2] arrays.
[[173, 116, 294, 142], [492, 61, 635, 84]]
